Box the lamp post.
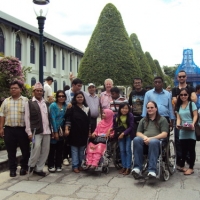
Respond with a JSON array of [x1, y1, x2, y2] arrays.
[[33, 0, 49, 85]]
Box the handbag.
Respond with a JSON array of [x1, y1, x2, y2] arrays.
[[189, 102, 200, 141], [113, 126, 126, 138]]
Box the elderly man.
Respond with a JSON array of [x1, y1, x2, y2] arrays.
[[0, 81, 30, 177], [25, 82, 51, 176], [132, 101, 169, 178]]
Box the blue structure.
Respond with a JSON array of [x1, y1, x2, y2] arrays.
[[174, 49, 200, 87]]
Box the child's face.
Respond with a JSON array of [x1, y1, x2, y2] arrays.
[[102, 112, 106, 119], [120, 105, 129, 115]]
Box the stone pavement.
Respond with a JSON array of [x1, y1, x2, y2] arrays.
[[0, 142, 200, 200]]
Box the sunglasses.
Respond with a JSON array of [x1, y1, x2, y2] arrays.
[[147, 107, 155, 109], [179, 94, 188, 96], [58, 95, 65, 98], [178, 75, 186, 78]]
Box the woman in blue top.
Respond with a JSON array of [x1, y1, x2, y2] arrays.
[[176, 88, 198, 175], [48, 90, 67, 172]]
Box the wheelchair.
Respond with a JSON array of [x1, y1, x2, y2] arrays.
[[132, 137, 176, 181]]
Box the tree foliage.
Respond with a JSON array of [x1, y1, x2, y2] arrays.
[[154, 59, 164, 79], [78, 3, 141, 86], [145, 52, 158, 77], [130, 33, 153, 87], [163, 65, 178, 80]]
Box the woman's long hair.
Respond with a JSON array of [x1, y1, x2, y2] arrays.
[[71, 91, 88, 107], [55, 90, 66, 104], [116, 102, 131, 127], [145, 101, 161, 130], [175, 88, 191, 112]]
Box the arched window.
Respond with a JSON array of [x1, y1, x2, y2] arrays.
[[0, 28, 5, 54], [31, 77, 36, 86], [15, 34, 21, 60], [62, 50, 65, 70], [63, 81, 66, 90], [53, 48, 56, 68], [30, 40, 35, 64], [54, 80, 57, 92], [43, 45, 46, 66]]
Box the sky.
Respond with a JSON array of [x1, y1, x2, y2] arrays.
[[1, 0, 200, 67]]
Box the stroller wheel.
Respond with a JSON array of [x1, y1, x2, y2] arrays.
[[102, 167, 109, 174]]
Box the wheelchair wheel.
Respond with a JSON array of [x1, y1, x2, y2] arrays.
[[112, 142, 122, 169], [161, 169, 170, 181], [166, 140, 176, 175]]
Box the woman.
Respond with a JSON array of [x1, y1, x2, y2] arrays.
[[65, 91, 91, 173], [176, 88, 198, 175], [48, 90, 67, 172], [113, 103, 134, 175], [100, 78, 114, 109]]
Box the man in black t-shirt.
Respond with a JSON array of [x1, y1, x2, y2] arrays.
[[172, 70, 196, 167], [129, 78, 146, 137]]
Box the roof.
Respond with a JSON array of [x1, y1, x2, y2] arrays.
[[0, 11, 84, 56]]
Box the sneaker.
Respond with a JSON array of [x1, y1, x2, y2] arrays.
[[147, 172, 156, 178], [56, 167, 62, 172], [131, 168, 141, 179], [48, 167, 56, 173], [63, 159, 69, 166]]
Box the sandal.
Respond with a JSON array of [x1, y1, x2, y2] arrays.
[[178, 168, 187, 172], [184, 169, 194, 175]]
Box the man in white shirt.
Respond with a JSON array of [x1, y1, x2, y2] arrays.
[[44, 76, 54, 102]]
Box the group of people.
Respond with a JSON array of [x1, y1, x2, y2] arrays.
[[0, 69, 199, 179]]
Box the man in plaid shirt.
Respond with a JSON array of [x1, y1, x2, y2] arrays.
[[0, 81, 30, 177]]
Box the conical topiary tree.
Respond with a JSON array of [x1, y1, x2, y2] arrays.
[[145, 51, 158, 77], [130, 33, 153, 87], [154, 59, 165, 79], [78, 3, 141, 86]]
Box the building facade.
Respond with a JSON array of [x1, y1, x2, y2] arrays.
[[0, 11, 83, 92], [174, 49, 200, 87]]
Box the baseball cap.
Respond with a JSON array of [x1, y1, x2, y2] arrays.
[[88, 83, 95, 87]]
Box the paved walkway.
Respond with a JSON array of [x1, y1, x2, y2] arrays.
[[0, 141, 200, 200]]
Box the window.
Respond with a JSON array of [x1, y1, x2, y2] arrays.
[[62, 51, 65, 70], [31, 77, 36, 86], [15, 34, 21, 60], [54, 80, 57, 92], [43, 45, 46, 66], [30, 40, 35, 64], [63, 81, 66, 90], [0, 28, 4, 54], [70, 54, 72, 72], [53, 48, 56, 68]]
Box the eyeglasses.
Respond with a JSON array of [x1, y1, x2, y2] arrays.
[[10, 87, 20, 90], [147, 107, 155, 109], [179, 94, 188, 96], [178, 75, 186, 78], [58, 95, 65, 98]]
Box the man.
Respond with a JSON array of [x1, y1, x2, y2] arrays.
[[25, 82, 51, 176], [129, 78, 146, 135], [0, 81, 30, 177], [85, 83, 99, 133], [132, 101, 169, 178], [65, 78, 83, 105], [172, 70, 196, 167], [110, 87, 128, 113], [142, 76, 175, 128], [44, 76, 54, 103]]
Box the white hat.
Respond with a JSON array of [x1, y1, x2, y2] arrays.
[[88, 83, 95, 87]]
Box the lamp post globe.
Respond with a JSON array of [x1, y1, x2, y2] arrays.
[[33, 0, 49, 85]]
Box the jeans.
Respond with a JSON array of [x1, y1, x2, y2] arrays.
[[133, 137, 160, 173], [71, 145, 85, 169], [118, 136, 132, 168]]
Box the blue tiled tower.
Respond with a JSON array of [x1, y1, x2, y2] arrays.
[[174, 49, 200, 87]]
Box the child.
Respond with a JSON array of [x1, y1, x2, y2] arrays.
[[113, 102, 134, 175], [86, 109, 113, 169]]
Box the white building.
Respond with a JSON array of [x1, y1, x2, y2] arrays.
[[0, 11, 83, 92]]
